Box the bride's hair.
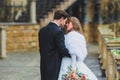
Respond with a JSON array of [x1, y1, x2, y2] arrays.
[[66, 17, 84, 35]]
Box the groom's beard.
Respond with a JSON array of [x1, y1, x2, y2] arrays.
[[60, 24, 65, 29], [61, 26, 67, 34]]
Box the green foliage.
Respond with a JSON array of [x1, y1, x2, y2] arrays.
[[112, 49, 120, 54], [107, 37, 120, 41]]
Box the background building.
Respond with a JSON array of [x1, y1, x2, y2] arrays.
[[0, 0, 119, 53]]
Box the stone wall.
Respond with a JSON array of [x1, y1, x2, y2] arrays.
[[6, 24, 40, 53]]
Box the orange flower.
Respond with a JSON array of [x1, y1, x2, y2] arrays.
[[70, 74, 74, 78]]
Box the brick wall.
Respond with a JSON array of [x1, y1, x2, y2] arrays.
[[6, 24, 40, 53]]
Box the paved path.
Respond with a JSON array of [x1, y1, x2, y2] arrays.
[[0, 43, 106, 80], [85, 43, 106, 80], [0, 52, 40, 80]]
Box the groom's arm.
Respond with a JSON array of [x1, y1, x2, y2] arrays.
[[55, 30, 71, 57]]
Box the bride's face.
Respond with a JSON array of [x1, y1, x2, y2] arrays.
[[66, 22, 73, 31]]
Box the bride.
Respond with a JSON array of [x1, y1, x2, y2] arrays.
[[58, 17, 98, 80]]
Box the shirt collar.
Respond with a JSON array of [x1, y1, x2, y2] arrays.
[[51, 21, 62, 29], [51, 21, 59, 27]]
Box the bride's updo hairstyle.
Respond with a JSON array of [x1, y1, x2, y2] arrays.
[[70, 17, 84, 34]]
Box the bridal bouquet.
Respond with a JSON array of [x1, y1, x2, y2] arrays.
[[62, 65, 90, 80]]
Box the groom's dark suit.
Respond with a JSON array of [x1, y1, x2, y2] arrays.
[[38, 22, 70, 80]]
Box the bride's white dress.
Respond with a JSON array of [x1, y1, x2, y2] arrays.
[[58, 31, 98, 80]]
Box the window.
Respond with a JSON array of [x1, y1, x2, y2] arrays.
[[0, 0, 30, 22]]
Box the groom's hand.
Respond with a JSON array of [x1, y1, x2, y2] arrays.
[[67, 53, 71, 58]]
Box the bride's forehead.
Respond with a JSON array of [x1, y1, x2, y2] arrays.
[[65, 19, 71, 24]]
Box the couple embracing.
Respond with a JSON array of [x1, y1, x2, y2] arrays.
[[38, 10, 98, 80]]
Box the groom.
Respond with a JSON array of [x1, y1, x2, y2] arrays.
[[38, 10, 71, 80]]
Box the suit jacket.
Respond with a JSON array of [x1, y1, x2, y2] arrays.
[[38, 22, 70, 80]]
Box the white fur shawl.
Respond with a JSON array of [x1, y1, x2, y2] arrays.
[[65, 31, 87, 62]]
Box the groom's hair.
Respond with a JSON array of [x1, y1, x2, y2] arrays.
[[53, 10, 69, 20]]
